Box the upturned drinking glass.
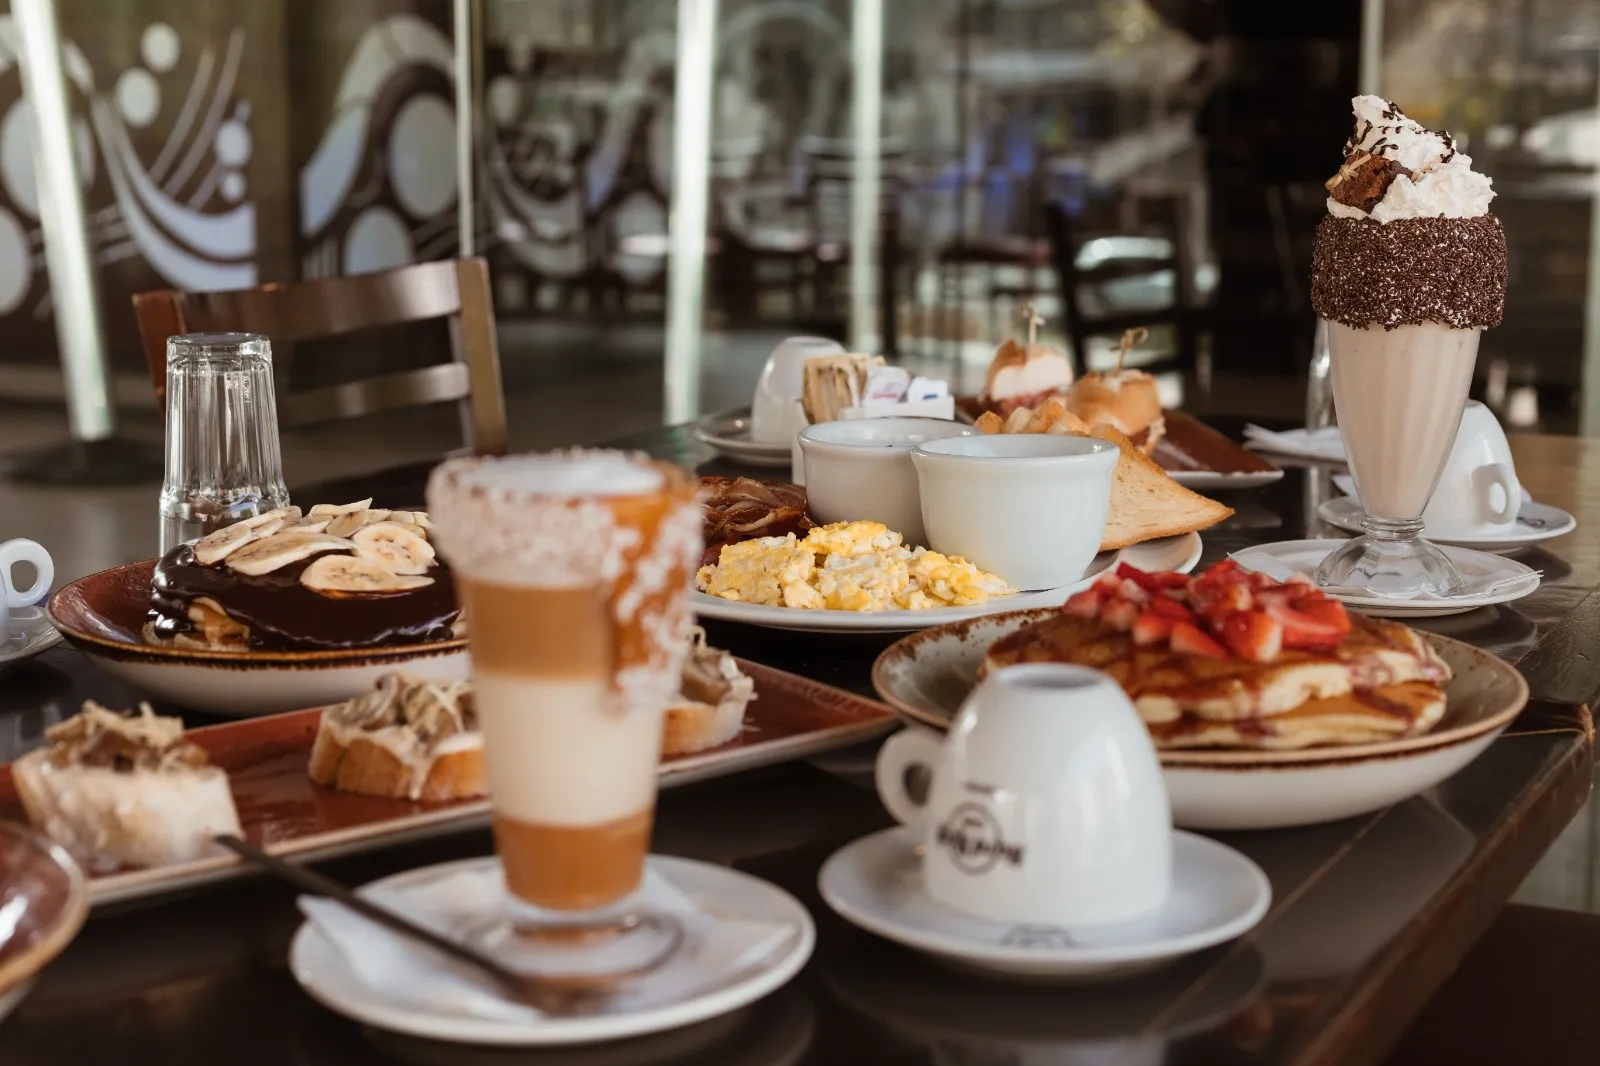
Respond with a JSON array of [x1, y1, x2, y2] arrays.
[[158, 333, 290, 553]]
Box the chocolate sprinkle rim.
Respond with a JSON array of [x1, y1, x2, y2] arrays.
[[1310, 215, 1507, 331]]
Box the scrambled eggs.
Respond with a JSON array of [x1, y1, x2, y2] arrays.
[[696, 521, 1011, 611]]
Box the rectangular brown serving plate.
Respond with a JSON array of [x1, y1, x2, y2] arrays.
[[0, 660, 893, 905], [954, 398, 1278, 477]]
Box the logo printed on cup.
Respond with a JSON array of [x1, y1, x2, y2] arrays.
[[934, 802, 1025, 874]]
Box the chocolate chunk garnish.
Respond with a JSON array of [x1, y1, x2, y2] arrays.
[[1310, 215, 1507, 331], [1325, 152, 1412, 213]]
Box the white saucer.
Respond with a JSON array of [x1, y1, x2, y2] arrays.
[[692, 408, 793, 468], [0, 606, 62, 669], [1318, 496, 1576, 553], [1230, 539, 1540, 617], [290, 855, 815, 1046], [694, 533, 1203, 633], [819, 826, 1270, 981], [1169, 470, 1285, 491]]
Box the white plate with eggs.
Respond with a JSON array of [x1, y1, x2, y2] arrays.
[[692, 532, 1203, 633]]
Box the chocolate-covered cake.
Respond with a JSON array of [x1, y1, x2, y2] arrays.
[[146, 500, 462, 652]]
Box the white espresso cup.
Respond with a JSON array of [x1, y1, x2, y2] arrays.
[[911, 434, 1118, 590], [876, 664, 1172, 927], [0, 538, 53, 644], [799, 417, 977, 547], [1420, 401, 1521, 539], [750, 336, 845, 445]]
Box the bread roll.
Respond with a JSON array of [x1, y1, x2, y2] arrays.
[[1067, 370, 1163, 442]]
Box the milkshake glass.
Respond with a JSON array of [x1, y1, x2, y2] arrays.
[[1309, 96, 1507, 597], [427, 450, 701, 973]]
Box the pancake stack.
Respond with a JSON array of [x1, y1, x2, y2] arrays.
[[985, 561, 1450, 750]]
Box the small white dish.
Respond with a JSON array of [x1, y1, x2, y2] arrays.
[[1318, 496, 1576, 553], [1168, 470, 1285, 491], [1229, 539, 1539, 617], [693, 533, 1202, 634], [819, 826, 1269, 981], [872, 612, 1529, 830], [693, 408, 793, 468], [290, 854, 815, 1046], [912, 434, 1120, 591], [799, 417, 976, 548], [0, 606, 63, 669]]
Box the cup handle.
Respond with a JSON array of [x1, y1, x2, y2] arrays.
[[1477, 463, 1520, 524], [0, 539, 52, 608], [874, 728, 944, 827]]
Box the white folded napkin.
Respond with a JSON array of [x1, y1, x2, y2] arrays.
[[1332, 474, 1533, 508], [300, 865, 798, 1023], [1243, 425, 1346, 462]]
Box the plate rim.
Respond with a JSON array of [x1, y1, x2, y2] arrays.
[[693, 533, 1203, 633], [692, 406, 792, 457], [869, 611, 1529, 767], [818, 826, 1270, 967], [1317, 496, 1577, 546], [288, 854, 816, 1046], [1228, 539, 1541, 610]]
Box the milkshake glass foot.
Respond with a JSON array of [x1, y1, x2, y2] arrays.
[[464, 901, 685, 979], [1315, 517, 1466, 597]]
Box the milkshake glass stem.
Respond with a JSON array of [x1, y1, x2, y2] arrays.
[[1314, 320, 1477, 597]]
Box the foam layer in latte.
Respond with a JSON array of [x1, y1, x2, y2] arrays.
[[1326, 95, 1494, 222]]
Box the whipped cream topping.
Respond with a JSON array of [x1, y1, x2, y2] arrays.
[[1326, 95, 1494, 223]]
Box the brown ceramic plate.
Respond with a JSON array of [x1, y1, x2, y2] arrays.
[[48, 561, 469, 716], [0, 660, 893, 905], [954, 399, 1282, 488], [0, 823, 89, 1021], [871, 608, 1528, 829]]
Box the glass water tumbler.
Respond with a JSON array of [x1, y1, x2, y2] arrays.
[[158, 333, 290, 553]]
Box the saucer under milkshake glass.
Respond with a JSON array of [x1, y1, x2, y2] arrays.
[[426, 450, 702, 973], [1309, 95, 1508, 597]]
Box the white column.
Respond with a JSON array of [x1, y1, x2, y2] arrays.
[[1358, 0, 1384, 96], [454, 0, 478, 256], [12, 0, 113, 440], [849, 0, 885, 353], [664, 0, 718, 424]]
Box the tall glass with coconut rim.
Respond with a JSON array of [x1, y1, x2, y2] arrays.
[[426, 451, 701, 973]]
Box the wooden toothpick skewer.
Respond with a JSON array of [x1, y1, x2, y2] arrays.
[[1116, 327, 1148, 372], [1022, 302, 1045, 348]]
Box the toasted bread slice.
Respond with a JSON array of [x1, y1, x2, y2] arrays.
[[1092, 426, 1233, 551]]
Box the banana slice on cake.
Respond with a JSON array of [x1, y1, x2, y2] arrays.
[[309, 499, 374, 518], [191, 506, 303, 565], [301, 554, 435, 594], [350, 521, 436, 575], [226, 532, 357, 576]]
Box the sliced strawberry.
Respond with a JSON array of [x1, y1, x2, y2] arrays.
[[1063, 588, 1103, 618], [1287, 596, 1351, 638], [1116, 563, 1164, 593], [1191, 559, 1243, 590], [1118, 578, 1151, 604], [1158, 571, 1191, 589], [1263, 599, 1349, 649], [1220, 611, 1283, 662], [1101, 598, 1139, 631], [1196, 582, 1252, 625], [1132, 609, 1173, 647], [1094, 571, 1123, 593], [1146, 595, 1195, 621], [1170, 621, 1228, 659]]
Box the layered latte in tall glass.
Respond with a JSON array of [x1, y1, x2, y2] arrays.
[[427, 451, 701, 926]]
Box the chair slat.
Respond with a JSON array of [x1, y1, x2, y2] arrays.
[[282, 362, 471, 427], [177, 261, 463, 341]]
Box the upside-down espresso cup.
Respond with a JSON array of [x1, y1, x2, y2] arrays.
[[875, 663, 1172, 927], [1419, 401, 1522, 539], [911, 434, 1118, 590], [0, 538, 52, 644]]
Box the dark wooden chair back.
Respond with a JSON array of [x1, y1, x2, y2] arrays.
[[133, 258, 508, 456], [1043, 199, 1199, 377]]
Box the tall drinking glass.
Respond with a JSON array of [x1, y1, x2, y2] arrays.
[[1312, 320, 1477, 596], [158, 333, 289, 553], [427, 451, 701, 973]]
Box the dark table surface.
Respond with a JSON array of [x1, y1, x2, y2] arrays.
[[1, 420, 1595, 1066]]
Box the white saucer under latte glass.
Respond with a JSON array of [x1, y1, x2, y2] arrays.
[[290, 855, 814, 1045]]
